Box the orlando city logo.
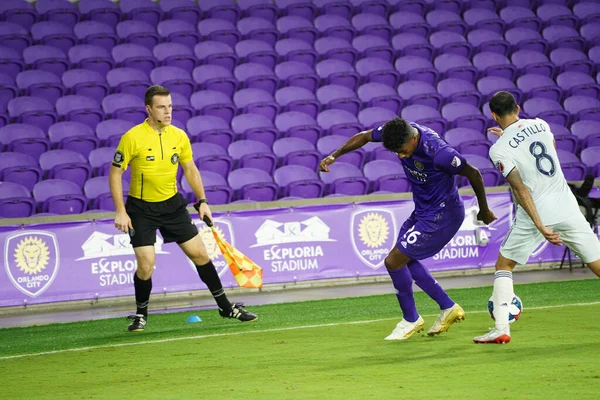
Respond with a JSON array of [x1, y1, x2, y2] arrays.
[[189, 218, 234, 277], [4, 231, 59, 297], [350, 210, 396, 270]]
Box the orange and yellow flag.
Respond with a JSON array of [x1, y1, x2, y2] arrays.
[[211, 227, 263, 289]]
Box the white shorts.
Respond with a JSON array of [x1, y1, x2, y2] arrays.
[[500, 210, 600, 265]]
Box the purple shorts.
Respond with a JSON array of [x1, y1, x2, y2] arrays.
[[396, 202, 465, 260]]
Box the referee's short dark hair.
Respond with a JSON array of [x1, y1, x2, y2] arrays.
[[144, 85, 170, 106], [489, 91, 518, 118]]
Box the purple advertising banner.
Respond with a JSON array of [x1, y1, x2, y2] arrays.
[[0, 192, 572, 307]]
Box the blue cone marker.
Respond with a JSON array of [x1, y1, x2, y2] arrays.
[[187, 315, 202, 323]]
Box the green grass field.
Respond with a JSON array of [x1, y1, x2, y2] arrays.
[[1, 279, 599, 400]]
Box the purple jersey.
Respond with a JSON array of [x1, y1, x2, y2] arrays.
[[371, 122, 466, 215]]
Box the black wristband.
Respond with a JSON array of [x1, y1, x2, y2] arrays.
[[198, 198, 208, 205]]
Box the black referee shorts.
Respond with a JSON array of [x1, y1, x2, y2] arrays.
[[125, 193, 198, 248]]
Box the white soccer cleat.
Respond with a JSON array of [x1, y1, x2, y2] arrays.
[[384, 316, 425, 341], [427, 303, 465, 336], [473, 327, 511, 344]]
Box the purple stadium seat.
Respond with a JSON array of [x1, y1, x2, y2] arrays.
[[153, 43, 196, 73], [102, 93, 146, 124], [444, 128, 491, 157], [359, 107, 398, 130], [437, 78, 482, 107], [85, 176, 128, 211], [33, 178, 87, 214], [315, 59, 360, 91], [274, 165, 324, 199], [317, 134, 366, 168], [278, 86, 321, 118], [426, 10, 467, 36], [316, 84, 359, 116], [276, 0, 316, 19], [198, 18, 241, 49], [550, 48, 593, 75], [234, 62, 279, 95], [467, 29, 510, 56], [107, 67, 151, 99], [156, 19, 200, 51], [190, 90, 237, 124], [429, 31, 473, 59], [228, 167, 278, 201], [564, 96, 600, 122], [590, 45, 600, 66], [0, 180, 35, 218], [317, 108, 363, 137], [363, 159, 409, 192], [580, 147, 600, 177], [48, 121, 99, 158], [275, 38, 318, 67], [40, 149, 91, 189], [434, 54, 477, 83], [313, 0, 353, 19], [159, 0, 201, 26], [391, 33, 433, 61], [275, 61, 319, 92], [16, 70, 65, 105], [170, 92, 194, 125], [74, 21, 118, 52], [150, 66, 195, 98], [0, 0, 37, 30], [112, 44, 158, 76], [0, 21, 30, 53], [116, 20, 159, 51], [441, 102, 487, 132], [0, 73, 17, 110], [232, 113, 278, 146], [239, 0, 278, 23], [314, 37, 359, 66], [0, 46, 24, 80], [571, 120, 600, 148], [276, 111, 323, 144], [23, 45, 69, 78], [537, 4, 577, 29], [351, 0, 390, 17], [68, 44, 113, 76], [574, 2, 600, 23], [0, 152, 42, 192], [556, 149, 587, 181], [397, 80, 442, 110], [473, 52, 516, 81], [460, 154, 502, 187], [463, 8, 505, 34], [199, 0, 239, 24], [556, 72, 600, 99], [238, 17, 279, 45], [227, 139, 276, 174], [511, 50, 556, 78], [499, 6, 542, 31], [234, 88, 280, 122], [352, 13, 393, 41], [89, 146, 116, 176], [392, 0, 427, 15], [236, 39, 278, 69], [55, 95, 104, 129], [192, 64, 236, 98], [120, 0, 162, 26], [0, 123, 49, 160], [273, 137, 320, 170], [389, 11, 430, 37], [477, 76, 523, 104], [504, 28, 549, 56], [516, 74, 562, 102], [355, 57, 400, 88], [62, 69, 109, 105], [400, 104, 448, 134], [186, 115, 234, 148], [79, 0, 121, 27], [543, 26, 586, 52], [186, 170, 230, 205], [31, 21, 76, 55], [194, 41, 238, 72], [276, 16, 318, 45], [191, 142, 233, 177], [36, 0, 79, 28], [523, 97, 569, 126], [431, 0, 463, 14], [319, 161, 369, 195], [357, 82, 402, 113], [548, 123, 578, 153], [353, 34, 395, 63], [7, 96, 57, 132]]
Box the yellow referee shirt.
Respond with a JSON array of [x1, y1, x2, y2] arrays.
[[112, 120, 193, 202]]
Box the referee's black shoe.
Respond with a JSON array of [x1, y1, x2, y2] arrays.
[[127, 314, 147, 332], [219, 303, 258, 322]]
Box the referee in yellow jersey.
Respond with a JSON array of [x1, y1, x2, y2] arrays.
[[109, 85, 257, 332]]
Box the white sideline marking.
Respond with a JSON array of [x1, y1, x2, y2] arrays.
[[1, 301, 599, 361]]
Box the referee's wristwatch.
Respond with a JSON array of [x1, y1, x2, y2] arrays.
[[197, 198, 208, 205]]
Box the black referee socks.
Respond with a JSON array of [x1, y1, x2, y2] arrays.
[[133, 272, 152, 318], [196, 261, 232, 310]]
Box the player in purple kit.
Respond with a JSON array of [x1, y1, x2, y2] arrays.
[[320, 118, 497, 340]]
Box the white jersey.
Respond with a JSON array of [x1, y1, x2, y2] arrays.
[[489, 118, 578, 225]]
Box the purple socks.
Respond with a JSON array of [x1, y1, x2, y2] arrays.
[[387, 266, 419, 322], [408, 259, 455, 310]]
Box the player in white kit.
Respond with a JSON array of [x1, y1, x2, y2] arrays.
[[473, 92, 600, 344]]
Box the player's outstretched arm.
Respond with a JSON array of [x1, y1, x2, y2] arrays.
[[181, 160, 213, 223], [506, 168, 562, 245], [319, 129, 374, 172], [458, 163, 497, 225]]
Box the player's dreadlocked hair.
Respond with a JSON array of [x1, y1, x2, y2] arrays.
[[489, 91, 518, 118], [381, 118, 414, 151]]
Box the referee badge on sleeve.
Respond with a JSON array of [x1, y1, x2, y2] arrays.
[[113, 150, 124, 165], [171, 153, 179, 164]]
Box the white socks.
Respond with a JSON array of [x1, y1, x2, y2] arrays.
[[493, 270, 514, 332]]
